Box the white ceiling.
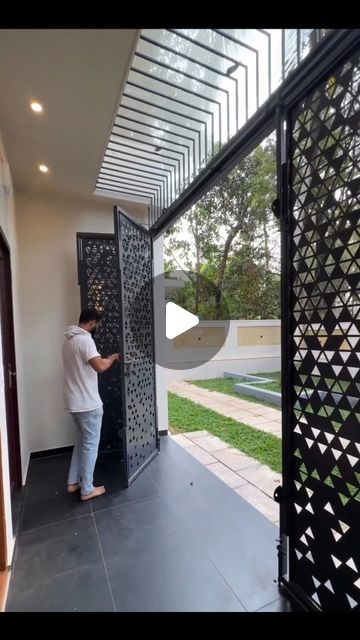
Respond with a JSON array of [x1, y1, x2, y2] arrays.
[[0, 29, 151, 212]]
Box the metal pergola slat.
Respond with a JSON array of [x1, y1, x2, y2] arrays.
[[95, 28, 334, 229]]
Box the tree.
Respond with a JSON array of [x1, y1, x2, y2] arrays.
[[200, 139, 278, 316], [165, 206, 219, 314], [164, 137, 280, 320], [224, 246, 281, 319]]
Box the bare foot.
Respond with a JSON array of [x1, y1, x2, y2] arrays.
[[80, 486, 106, 501], [67, 483, 81, 493]]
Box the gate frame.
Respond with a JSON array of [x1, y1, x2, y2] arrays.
[[276, 35, 360, 611]]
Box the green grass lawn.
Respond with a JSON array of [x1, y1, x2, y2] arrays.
[[188, 372, 281, 408], [168, 392, 282, 473], [253, 371, 281, 393]]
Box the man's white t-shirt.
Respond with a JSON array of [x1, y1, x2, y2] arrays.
[[62, 325, 102, 413]]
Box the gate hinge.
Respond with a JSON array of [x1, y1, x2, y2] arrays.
[[273, 485, 284, 503]]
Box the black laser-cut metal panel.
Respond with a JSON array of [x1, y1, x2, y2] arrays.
[[286, 50, 360, 611], [114, 207, 158, 486], [77, 233, 123, 452]]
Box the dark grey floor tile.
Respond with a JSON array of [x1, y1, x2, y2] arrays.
[[25, 454, 71, 497], [7, 436, 292, 613], [149, 438, 280, 611], [91, 456, 160, 513], [256, 596, 304, 612], [95, 495, 245, 612], [20, 490, 91, 532], [20, 453, 91, 531], [7, 514, 102, 601], [6, 565, 113, 612]]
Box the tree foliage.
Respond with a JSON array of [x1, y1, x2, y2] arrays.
[[164, 138, 280, 319]]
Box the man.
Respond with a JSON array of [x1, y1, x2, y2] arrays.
[[62, 308, 120, 500]]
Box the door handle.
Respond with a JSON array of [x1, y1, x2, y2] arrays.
[[8, 363, 16, 389]]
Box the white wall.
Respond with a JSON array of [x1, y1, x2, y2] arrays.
[[14, 192, 148, 456], [0, 131, 23, 563], [166, 319, 281, 381]]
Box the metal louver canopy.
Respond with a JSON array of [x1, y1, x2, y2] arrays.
[[96, 28, 331, 225]]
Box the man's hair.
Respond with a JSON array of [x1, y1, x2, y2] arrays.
[[79, 308, 102, 324]]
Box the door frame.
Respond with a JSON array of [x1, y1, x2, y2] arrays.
[[0, 226, 22, 493]]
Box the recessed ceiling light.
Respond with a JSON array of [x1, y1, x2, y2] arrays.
[[38, 164, 49, 173], [30, 101, 43, 113]]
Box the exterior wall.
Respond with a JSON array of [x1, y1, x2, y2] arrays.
[[166, 319, 281, 381], [14, 192, 148, 456]]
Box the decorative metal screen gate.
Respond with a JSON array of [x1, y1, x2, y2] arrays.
[[279, 46, 360, 611], [77, 207, 159, 486], [114, 206, 159, 485], [77, 233, 122, 453]]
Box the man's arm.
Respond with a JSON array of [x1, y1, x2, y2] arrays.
[[89, 353, 120, 373]]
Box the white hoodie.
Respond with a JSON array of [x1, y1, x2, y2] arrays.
[[61, 325, 102, 412]]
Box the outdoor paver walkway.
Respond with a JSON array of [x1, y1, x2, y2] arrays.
[[169, 380, 282, 438], [170, 430, 280, 525]]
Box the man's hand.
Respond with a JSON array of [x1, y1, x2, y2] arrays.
[[89, 353, 121, 373]]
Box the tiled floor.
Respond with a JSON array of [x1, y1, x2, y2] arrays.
[[168, 380, 282, 437], [171, 431, 280, 525], [5, 436, 299, 612]]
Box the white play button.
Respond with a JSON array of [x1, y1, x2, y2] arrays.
[[166, 302, 199, 339]]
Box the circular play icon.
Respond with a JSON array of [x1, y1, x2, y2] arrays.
[[165, 301, 200, 339], [129, 269, 230, 370]]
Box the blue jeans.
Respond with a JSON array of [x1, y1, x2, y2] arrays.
[[67, 407, 103, 496]]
